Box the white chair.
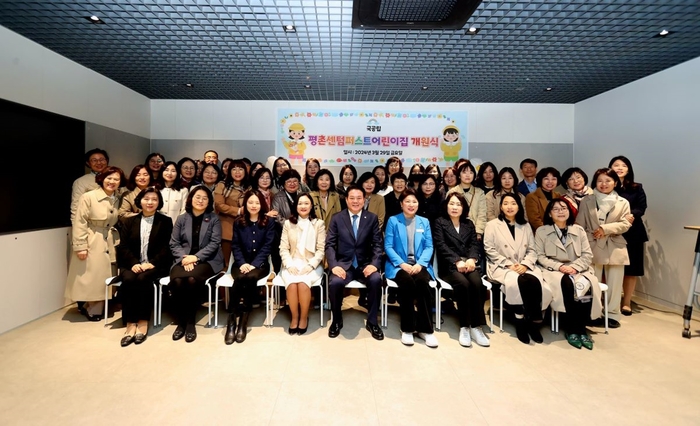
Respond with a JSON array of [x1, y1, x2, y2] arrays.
[[213, 255, 275, 328], [269, 271, 325, 327], [156, 273, 218, 328], [432, 257, 494, 333], [382, 273, 437, 329], [551, 282, 609, 335], [103, 275, 158, 328]]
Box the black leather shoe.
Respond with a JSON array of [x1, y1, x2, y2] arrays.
[[120, 335, 135, 347], [588, 317, 620, 329], [288, 327, 298, 335], [134, 333, 147, 345], [225, 314, 237, 345], [297, 326, 307, 335], [172, 325, 186, 341], [366, 322, 384, 341], [515, 319, 530, 344], [328, 322, 342, 338], [235, 312, 249, 343], [185, 324, 197, 343], [528, 322, 543, 344]]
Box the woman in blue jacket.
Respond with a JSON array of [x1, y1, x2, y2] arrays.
[[384, 188, 438, 348]]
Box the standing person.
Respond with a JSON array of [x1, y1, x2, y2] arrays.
[[407, 164, 425, 190], [416, 174, 442, 223], [177, 157, 199, 189], [158, 161, 189, 224], [325, 186, 384, 341], [225, 190, 276, 344], [271, 157, 292, 194], [484, 193, 551, 344], [145, 152, 166, 181], [301, 158, 321, 192], [200, 162, 222, 192], [203, 150, 219, 165], [386, 156, 404, 181], [271, 169, 303, 274], [517, 158, 538, 196], [535, 199, 602, 350], [475, 162, 498, 194], [214, 159, 248, 270], [432, 192, 490, 347], [116, 188, 173, 346], [561, 167, 593, 218], [356, 172, 386, 229], [169, 186, 224, 343], [447, 160, 487, 239], [65, 166, 126, 322], [525, 167, 562, 232], [335, 164, 357, 207], [576, 168, 632, 328], [486, 167, 527, 222], [249, 162, 265, 177], [250, 167, 275, 218], [279, 193, 326, 335], [384, 172, 407, 224], [310, 169, 342, 230], [373, 165, 392, 196], [440, 167, 458, 198], [425, 163, 442, 185], [71, 148, 110, 223], [384, 189, 438, 347], [220, 158, 235, 179], [119, 165, 152, 221], [609, 156, 648, 317]]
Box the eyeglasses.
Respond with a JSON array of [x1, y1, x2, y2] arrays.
[[259, 176, 271, 180], [182, 166, 195, 171], [567, 175, 584, 182], [203, 170, 218, 175], [150, 159, 164, 164], [89, 158, 107, 163], [551, 207, 568, 212], [193, 196, 208, 202], [286, 179, 299, 185]]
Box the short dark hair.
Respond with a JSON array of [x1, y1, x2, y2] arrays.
[[494, 167, 520, 195], [535, 167, 560, 189], [442, 192, 470, 222], [543, 198, 575, 226], [251, 167, 273, 191], [592, 168, 621, 191], [85, 148, 109, 165], [561, 167, 589, 190], [356, 172, 380, 194], [236, 189, 270, 228], [313, 169, 336, 192], [520, 158, 538, 169], [338, 164, 358, 184], [134, 186, 165, 211], [185, 186, 215, 214], [280, 168, 302, 187], [345, 185, 365, 199], [144, 152, 165, 168], [417, 174, 439, 199], [457, 160, 477, 184], [224, 159, 249, 188], [158, 160, 184, 190], [95, 166, 126, 187], [497, 193, 527, 225], [476, 162, 498, 189], [608, 155, 638, 189], [390, 172, 407, 185], [201, 163, 222, 183], [289, 193, 318, 224], [126, 165, 153, 191], [398, 187, 418, 203], [386, 156, 403, 173]]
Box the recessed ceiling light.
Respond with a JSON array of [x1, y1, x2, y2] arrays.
[[304, 84, 311, 89], [545, 87, 553, 92], [466, 26, 480, 35], [421, 86, 428, 90], [283, 25, 296, 33], [84, 15, 105, 24], [184, 83, 194, 88], [654, 29, 673, 37]]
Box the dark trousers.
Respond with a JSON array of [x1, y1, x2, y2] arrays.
[[119, 268, 162, 323], [329, 266, 382, 325], [394, 269, 434, 333], [169, 263, 214, 325], [514, 274, 543, 321], [441, 270, 486, 328], [561, 276, 593, 335], [230, 266, 270, 313]]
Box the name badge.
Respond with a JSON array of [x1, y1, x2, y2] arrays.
[[416, 229, 425, 233]]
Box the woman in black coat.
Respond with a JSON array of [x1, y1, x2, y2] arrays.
[[609, 156, 648, 316], [432, 192, 490, 348], [116, 187, 173, 346]]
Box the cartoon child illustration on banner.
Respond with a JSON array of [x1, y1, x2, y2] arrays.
[[440, 124, 461, 166], [283, 122, 307, 164]]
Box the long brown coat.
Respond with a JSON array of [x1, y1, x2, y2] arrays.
[[65, 187, 120, 302], [310, 191, 342, 230], [575, 193, 631, 265], [534, 224, 603, 318], [213, 182, 245, 241]]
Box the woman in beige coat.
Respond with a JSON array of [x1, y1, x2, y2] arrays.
[[119, 164, 152, 222], [535, 199, 602, 350], [279, 193, 326, 335], [65, 166, 126, 321], [448, 160, 487, 237], [576, 168, 631, 328], [484, 194, 552, 344], [486, 167, 528, 222]]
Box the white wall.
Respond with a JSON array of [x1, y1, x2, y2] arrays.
[[574, 56, 700, 311], [0, 25, 151, 334]]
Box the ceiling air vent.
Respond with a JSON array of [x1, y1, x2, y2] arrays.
[[352, 0, 483, 29]]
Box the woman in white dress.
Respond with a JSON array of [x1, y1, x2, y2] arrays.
[[279, 193, 326, 335]]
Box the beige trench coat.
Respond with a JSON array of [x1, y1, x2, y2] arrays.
[[279, 218, 326, 287], [484, 219, 552, 307], [575, 194, 631, 265], [65, 187, 120, 302], [485, 190, 528, 222], [534, 224, 603, 319]]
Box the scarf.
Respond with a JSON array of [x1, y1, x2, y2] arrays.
[[594, 189, 617, 224]]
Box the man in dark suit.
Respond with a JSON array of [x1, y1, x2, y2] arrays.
[[325, 186, 384, 340]]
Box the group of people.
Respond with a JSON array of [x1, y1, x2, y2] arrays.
[[65, 148, 648, 350]]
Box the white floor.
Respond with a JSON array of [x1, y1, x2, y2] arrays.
[[0, 296, 699, 425]]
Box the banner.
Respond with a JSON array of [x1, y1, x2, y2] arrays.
[[277, 109, 468, 167]]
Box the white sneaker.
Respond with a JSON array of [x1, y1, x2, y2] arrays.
[[470, 326, 490, 347], [458, 327, 472, 347], [417, 332, 439, 348], [401, 332, 414, 346]]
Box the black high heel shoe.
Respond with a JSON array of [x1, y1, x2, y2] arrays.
[[288, 326, 298, 335], [297, 318, 308, 335]]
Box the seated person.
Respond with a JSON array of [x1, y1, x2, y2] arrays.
[[325, 186, 384, 341]]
